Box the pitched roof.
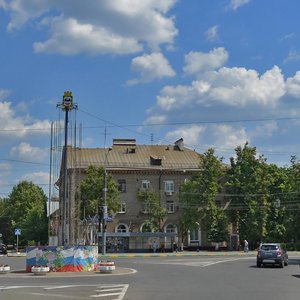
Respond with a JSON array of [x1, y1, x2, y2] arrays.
[[67, 143, 202, 171]]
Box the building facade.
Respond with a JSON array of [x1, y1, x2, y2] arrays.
[[54, 138, 209, 252]]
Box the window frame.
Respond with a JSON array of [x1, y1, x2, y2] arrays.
[[166, 201, 175, 213], [119, 201, 126, 213], [118, 179, 126, 193], [164, 180, 174, 193], [141, 180, 150, 190]]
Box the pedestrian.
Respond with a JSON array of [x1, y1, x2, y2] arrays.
[[173, 241, 178, 252], [152, 240, 157, 253], [244, 239, 249, 253]]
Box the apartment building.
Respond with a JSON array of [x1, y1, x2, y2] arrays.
[[55, 138, 204, 252]]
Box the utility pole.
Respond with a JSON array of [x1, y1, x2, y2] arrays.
[[57, 91, 77, 246], [101, 148, 111, 255], [102, 168, 108, 255]]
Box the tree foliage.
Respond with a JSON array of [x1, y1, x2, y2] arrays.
[[6, 181, 48, 244], [138, 190, 167, 232], [180, 149, 228, 243], [79, 165, 120, 218]]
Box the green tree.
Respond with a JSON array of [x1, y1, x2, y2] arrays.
[[179, 179, 203, 244], [284, 156, 300, 245], [79, 165, 120, 218], [7, 181, 48, 245], [21, 205, 48, 244], [0, 198, 13, 243], [138, 190, 167, 232], [180, 148, 228, 245], [226, 143, 276, 246]]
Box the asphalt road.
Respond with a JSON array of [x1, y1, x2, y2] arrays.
[[1, 253, 300, 300]]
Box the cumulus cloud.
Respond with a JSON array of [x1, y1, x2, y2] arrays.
[[286, 71, 300, 98], [144, 47, 300, 161], [127, 52, 176, 85], [150, 63, 286, 117], [210, 124, 249, 149], [34, 16, 143, 55], [0, 101, 51, 144], [22, 171, 49, 185], [183, 47, 228, 77], [205, 25, 219, 42], [165, 125, 206, 146], [10, 142, 48, 162], [209, 65, 285, 106], [164, 124, 249, 158], [2, 0, 178, 55], [228, 0, 250, 11]]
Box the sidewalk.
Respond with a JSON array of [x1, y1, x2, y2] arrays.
[[100, 250, 258, 259]]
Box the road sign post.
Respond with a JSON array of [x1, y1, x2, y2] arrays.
[[15, 228, 21, 253]]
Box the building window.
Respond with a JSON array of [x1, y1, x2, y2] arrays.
[[117, 224, 127, 233], [164, 180, 174, 195], [166, 201, 175, 213], [166, 224, 176, 233], [141, 223, 152, 232], [190, 229, 199, 242], [119, 202, 126, 213], [141, 180, 150, 190], [118, 179, 126, 192]]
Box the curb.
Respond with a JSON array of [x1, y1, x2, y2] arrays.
[[100, 251, 258, 259], [2, 267, 137, 278]]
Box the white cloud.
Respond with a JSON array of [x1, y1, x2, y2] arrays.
[[127, 52, 176, 85], [34, 16, 143, 55], [0, 88, 11, 100], [148, 62, 285, 118], [3, 0, 178, 55], [165, 125, 206, 146], [183, 47, 229, 77], [0, 101, 51, 143], [163, 124, 249, 158], [211, 124, 249, 150], [10, 142, 48, 162], [284, 49, 300, 64], [251, 121, 278, 138], [144, 114, 167, 125], [22, 171, 49, 185], [0, 163, 11, 172], [281, 33, 295, 41], [209, 65, 285, 106], [205, 25, 219, 42], [228, 0, 250, 11], [286, 72, 300, 98]]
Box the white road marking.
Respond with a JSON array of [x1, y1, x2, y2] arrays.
[[90, 284, 129, 299], [0, 284, 130, 300], [141, 257, 245, 267]]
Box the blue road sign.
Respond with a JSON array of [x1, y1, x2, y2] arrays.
[[15, 228, 21, 236]]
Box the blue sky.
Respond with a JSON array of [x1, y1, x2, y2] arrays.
[[1, 0, 300, 197]]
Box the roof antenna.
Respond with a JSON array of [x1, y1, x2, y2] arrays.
[[150, 133, 154, 145]]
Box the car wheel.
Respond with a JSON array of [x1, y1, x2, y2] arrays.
[[279, 260, 284, 268], [284, 259, 288, 266], [257, 261, 262, 268]]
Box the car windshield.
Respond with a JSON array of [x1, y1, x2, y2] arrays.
[[261, 245, 278, 251]]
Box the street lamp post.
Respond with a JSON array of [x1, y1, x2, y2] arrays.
[[102, 169, 108, 255], [100, 148, 111, 255]]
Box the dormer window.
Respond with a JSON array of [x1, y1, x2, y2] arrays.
[[150, 156, 162, 165]]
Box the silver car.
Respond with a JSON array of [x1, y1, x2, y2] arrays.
[[256, 243, 288, 268]]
